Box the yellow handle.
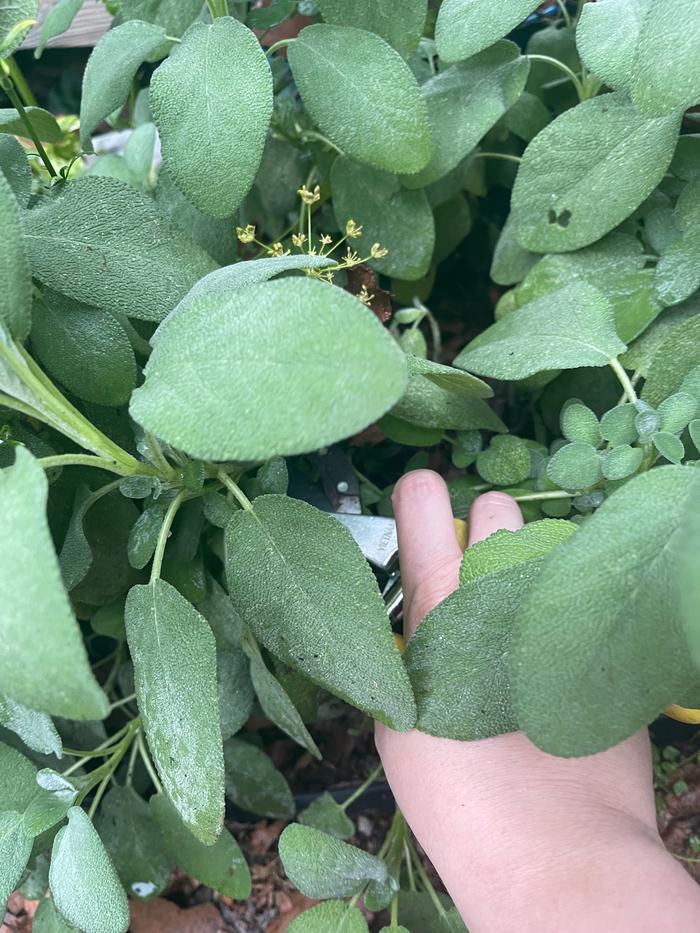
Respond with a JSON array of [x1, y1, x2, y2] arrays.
[[454, 518, 469, 552], [665, 704, 700, 725]]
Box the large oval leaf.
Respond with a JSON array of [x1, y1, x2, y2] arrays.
[[225, 495, 416, 730], [511, 93, 681, 252], [317, 0, 426, 58], [49, 807, 130, 933], [125, 579, 225, 844], [454, 282, 626, 380], [288, 900, 369, 933], [512, 466, 700, 756], [288, 24, 431, 175], [223, 737, 294, 819], [130, 277, 408, 461], [0, 136, 31, 206], [0, 0, 37, 58], [151, 17, 272, 218], [435, 0, 540, 63], [331, 157, 434, 281], [0, 449, 108, 720], [0, 166, 31, 340], [0, 812, 32, 914]]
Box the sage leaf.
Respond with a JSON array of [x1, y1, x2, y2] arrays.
[[408, 355, 492, 398], [32, 899, 77, 933], [513, 466, 700, 756], [242, 630, 321, 759], [546, 442, 603, 491], [575, 0, 648, 93], [641, 312, 700, 407], [454, 282, 626, 380], [35, 0, 84, 57], [0, 450, 108, 719], [150, 793, 251, 900], [115, 0, 203, 35], [435, 0, 540, 63], [132, 278, 408, 461], [0, 135, 31, 206], [490, 212, 539, 286], [476, 435, 530, 485], [80, 21, 168, 152], [600, 403, 638, 446], [298, 792, 354, 840], [0, 694, 62, 757], [95, 785, 170, 901], [511, 93, 680, 252], [30, 292, 137, 407], [0, 106, 62, 142], [0, 812, 32, 914], [49, 807, 130, 933], [151, 17, 272, 218], [23, 176, 217, 321], [225, 495, 416, 730], [406, 563, 547, 739], [652, 431, 684, 463], [331, 157, 434, 281], [0, 0, 37, 57], [23, 769, 78, 836], [223, 737, 294, 819], [406, 41, 529, 188], [154, 254, 337, 342], [279, 823, 397, 906], [601, 444, 643, 481], [0, 166, 31, 340], [655, 229, 700, 307], [678, 472, 700, 667], [460, 519, 576, 585], [125, 580, 225, 844], [398, 890, 467, 932], [317, 0, 426, 58], [392, 370, 503, 432], [0, 741, 37, 812], [288, 900, 369, 933], [288, 24, 431, 175]]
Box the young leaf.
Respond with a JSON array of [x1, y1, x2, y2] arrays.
[[331, 157, 435, 281], [0, 106, 62, 142], [23, 176, 217, 321], [288, 24, 431, 175], [454, 282, 626, 380], [288, 900, 369, 933], [546, 442, 603, 491], [279, 823, 397, 905], [0, 0, 37, 57], [150, 793, 251, 900], [641, 313, 700, 407], [0, 167, 31, 340], [223, 737, 294, 819], [151, 17, 273, 218], [513, 466, 700, 756], [35, 0, 84, 57], [0, 812, 32, 914], [460, 520, 576, 585], [511, 93, 680, 252], [561, 401, 600, 446], [22, 769, 78, 837], [406, 562, 548, 739], [80, 21, 168, 151], [0, 136, 31, 206], [652, 431, 684, 463], [398, 890, 467, 932], [225, 495, 417, 730], [392, 374, 504, 432], [435, 0, 540, 63], [408, 355, 492, 399], [0, 450, 108, 720], [242, 630, 321, 760], [30, 292, 137, 407], [317, 0, 426, 58], [406, 41, 529, 188], [95, 785, 171, 901], [49, 807, 130, 933], [127, 501, 168, 571], [125, 580, 225, 844], [131, 278, 408, 460], [298, 792, 354, 841], [601, 444, 643, 481], [599, 403, 638, 446], [490, 212, 539, 287], [0, 694, 62, 758]]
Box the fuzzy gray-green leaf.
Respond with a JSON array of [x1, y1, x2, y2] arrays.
[[0, 167, 31, 340], [223, 737, 294, 819]]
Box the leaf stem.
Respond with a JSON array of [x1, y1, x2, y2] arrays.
[[404, 840, 416, 892], [554, 0, 572, 27], [512, 490, 572, 503], [150, 488, 187, 583], [609, 357, 638, 404], [126, 737, 140, 786], [340, 761, 383, 812], [37, 454, 140, 476], [0, 63, 57, 177], [110, 692, 137, 711], [7, 56, 37, 107], [266, 37, 294, 56], [206, 0, 228, 18], [526, 54, 585, 100], [473, 151, 522, 164], [218, 471, 254, 511], [390, 895, 399, 927], [409, 841, 449, 920], [299, 129, 344, 155], [137, 731, 163, 793]]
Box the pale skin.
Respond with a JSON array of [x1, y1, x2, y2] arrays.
[[376, 470, 700, 932]]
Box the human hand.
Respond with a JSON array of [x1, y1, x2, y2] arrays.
[[376, 470, 700, 932]]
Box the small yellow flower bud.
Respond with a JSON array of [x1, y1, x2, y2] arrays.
[[345, 219, 363, 239], [267, 242, 289, 257], [236, 224, 256, 244], [357, 284, 374, 306], [292, 233, 307, 248], [343, 248, 361, 267], [319, 233, 333, 246], [370, 243, 388, 259], [298, 184, 321, 205]]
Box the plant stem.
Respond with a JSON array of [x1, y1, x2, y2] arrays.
[[7, 56, 37, 107], [390, 895, 399, 927], [137, 731, 163, 793], [110, 692, 137, 711], [206, 0, 228, 18], [144, 432, 175, 478], [473, 151, 522, 164], [404, 841, 416, 892], [126, 737, 140, 786], [526, 54, 585, 100], [513, 490, 572, 503], [62, 722, 134, 777], [266, 37, 294, 56], [340, 761, 383, 811], [37, 454, 140, 476], [609, 357, 639, 404], [150, 488, 187, 583], [409, 842, 449, 920], [218, 471, 254, 512], [0, 63, 57, 177], [555, 0, 571, 27], [300, 129, 344, 155]]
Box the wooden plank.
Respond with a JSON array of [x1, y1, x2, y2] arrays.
[[21, 0, 112, 50]]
